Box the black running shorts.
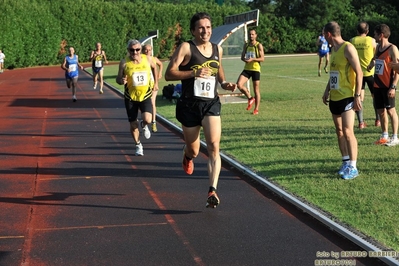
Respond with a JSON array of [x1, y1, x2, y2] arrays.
[[176, 97, 221, 127], [373, 87, 396, 109], [329, 97, 354, 115], [240, 70, 260, 81], [124, 97, 153, 122]]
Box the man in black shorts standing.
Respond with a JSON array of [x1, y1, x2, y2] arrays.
[[321, 22, 363, 180], [236, 29, 264, 115], [165, 12, 236, 208]]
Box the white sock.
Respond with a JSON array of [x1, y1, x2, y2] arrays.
[[349, 161, 357, 169]]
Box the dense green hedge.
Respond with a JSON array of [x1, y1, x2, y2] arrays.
[[2, 0, 396, 69], [0, 0, 249, 69]]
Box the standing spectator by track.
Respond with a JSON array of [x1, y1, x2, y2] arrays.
[[165, 12, 236, 208], [142, 44, 163, 132], [321, 22, 363, 180], [90, 42, 108, 94], [370, 24, 399, 146], [0, 50, 5, 73], [116, 39, 158, 156], [236, 29, 264, 115], [61, 47, 84, 102], [350, 22, 378, 129]]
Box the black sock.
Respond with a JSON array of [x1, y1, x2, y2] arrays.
[[185, 155, 192, 161], [208, 186, 217, 193]]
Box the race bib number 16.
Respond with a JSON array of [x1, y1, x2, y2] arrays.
[[194, 76, 216, 98]]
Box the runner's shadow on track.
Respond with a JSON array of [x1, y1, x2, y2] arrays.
[[9, 98, 123, 109], [0, 252, 12, 263], [30, 78, 66, 82], [0, 193, 201, 215]]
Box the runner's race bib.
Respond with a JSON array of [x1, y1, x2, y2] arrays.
[[329, 71, 339, 90], [132, 71, 149, 87], [194, 76, 216, 99], [95, 59, 102, 68], [375, 59, 384, 75], [69, 64, 77, 72]]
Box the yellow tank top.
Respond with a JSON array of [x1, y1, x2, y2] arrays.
[[329, 42, 356, 101], [244, 42, 261, 72], [350, 36, 374, 76], [124, 54, 152, 102]]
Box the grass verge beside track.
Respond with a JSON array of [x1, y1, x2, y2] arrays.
[[91, 55, 399, 252]]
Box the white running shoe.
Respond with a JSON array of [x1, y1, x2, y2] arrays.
[[141, 121, 151, 139], [135, 143, 143, 156], [72, 95, 77, 102], [385, 138, 399, 147], [93, 83, 97, 90]]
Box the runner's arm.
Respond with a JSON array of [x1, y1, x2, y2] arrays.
[[165, 42, 193, 81]]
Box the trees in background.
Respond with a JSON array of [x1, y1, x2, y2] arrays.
[[1, 0, 399, 69]]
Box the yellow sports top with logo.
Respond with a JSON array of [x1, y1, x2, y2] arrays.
[[329, 42, 356, 101], [124, 54, 152, 102], [350, 36, 374, 77], [244, 42, 261, 72]]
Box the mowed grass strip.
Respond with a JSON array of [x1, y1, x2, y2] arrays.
[[94, 54, 399, 251]]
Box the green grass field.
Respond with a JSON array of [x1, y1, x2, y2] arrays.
[[91, 55, 399, 252]]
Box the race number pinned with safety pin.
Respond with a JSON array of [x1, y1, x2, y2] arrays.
[[194, 76, 216, 99], [375, 59, 384, 75], [132, 71, 149, 87], [329, 71, 339, 90], [68, 64, 77, 72]]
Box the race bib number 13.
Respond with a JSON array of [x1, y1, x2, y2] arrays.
[[132, 71, 149, 87], [194, 76, 216, 98], [329, 71, 339, 90]]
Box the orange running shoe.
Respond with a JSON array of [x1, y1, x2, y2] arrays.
[[374, 136, 389, 145], [182, 145, 194, 175], [206, 191, 220, 208], [246, 97, 255, 110], [375, 119, 381, 127], [358, 122, 366, 129], [253, 109, 259, 115]]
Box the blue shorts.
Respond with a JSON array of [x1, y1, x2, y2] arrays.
[[318, 51, 329, 57], [92, 67, 103, 74]]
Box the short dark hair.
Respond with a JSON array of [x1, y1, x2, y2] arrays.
[[375, 24, 391, 38], [190, 12, 212, 32], [324, 21, 341, 37]]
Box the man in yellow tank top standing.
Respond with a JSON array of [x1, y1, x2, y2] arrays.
[[322, 22, 363, 180], [350, 22, 377, 129], [116, 39, 159, 156], [236, 29, 264, 115]]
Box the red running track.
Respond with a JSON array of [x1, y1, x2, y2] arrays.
[[0, 67, 388, 266]]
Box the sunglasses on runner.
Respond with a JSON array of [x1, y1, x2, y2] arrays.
[[129, 48, 141, 53]]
